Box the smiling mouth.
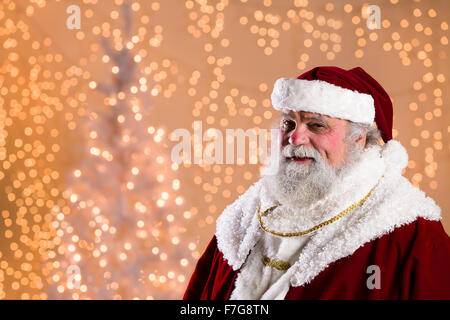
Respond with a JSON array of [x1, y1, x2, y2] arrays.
[[287, 157, 314, 163]]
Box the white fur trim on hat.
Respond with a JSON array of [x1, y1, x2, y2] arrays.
[[271, 78, 375, 125]]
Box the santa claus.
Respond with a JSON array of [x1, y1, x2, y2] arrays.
[[183, 66, 450, 300]]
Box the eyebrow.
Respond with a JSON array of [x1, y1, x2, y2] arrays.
[[301, 115, 328, 123], [281, 112, 329, 124]]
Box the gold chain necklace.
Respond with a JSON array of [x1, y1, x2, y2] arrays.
[[262, 256, 291, 271], [257, 174, 384, 237]]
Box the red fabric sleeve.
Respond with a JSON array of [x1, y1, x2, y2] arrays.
[[183, 236, 238, 300], [401, 219, 450, 299]]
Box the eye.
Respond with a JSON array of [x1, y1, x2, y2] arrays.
[[281, 119, 296, 132], [309, 122, 326, 130]]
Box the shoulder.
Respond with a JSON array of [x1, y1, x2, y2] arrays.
[[385, 217, 450, 253], [382, 218, 450, 298]]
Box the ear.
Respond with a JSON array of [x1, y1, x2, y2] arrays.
[[354, 132, 367, 151]]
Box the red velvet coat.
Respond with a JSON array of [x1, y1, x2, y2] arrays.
[[184, 218, 450, 300]]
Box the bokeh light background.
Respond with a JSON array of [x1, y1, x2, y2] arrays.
[[0, 0, 449, 299]]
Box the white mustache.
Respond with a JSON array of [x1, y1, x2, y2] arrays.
[[282, 145, 321, 161]]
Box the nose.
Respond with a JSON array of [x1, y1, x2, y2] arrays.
[[289, 123, 310, 146]]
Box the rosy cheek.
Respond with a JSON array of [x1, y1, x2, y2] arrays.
[[325, 134, 342, 151], [332, 134, 349, 161], [314, 132, 344, 162]]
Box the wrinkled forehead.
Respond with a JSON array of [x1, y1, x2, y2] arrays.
[[281, 109, 335, 122]]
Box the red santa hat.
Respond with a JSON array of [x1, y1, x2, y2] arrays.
[[270, 66, 393, 142]]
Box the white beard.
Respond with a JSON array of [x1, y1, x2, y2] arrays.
[[262, 144, 361, 209]]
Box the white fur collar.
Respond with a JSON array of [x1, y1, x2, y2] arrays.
[[215, 140, 441, 289]]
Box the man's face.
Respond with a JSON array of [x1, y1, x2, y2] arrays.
[[263, 109, 361, 208], [262, 109, 352, 208], [279, 110, 350, 168]]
